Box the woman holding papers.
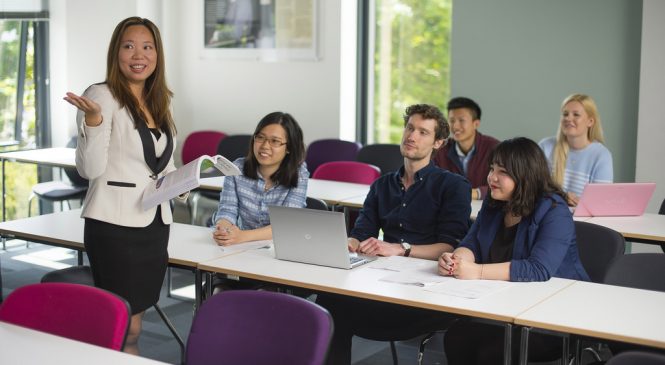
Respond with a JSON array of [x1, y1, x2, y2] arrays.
[[439, 137, 589, 364], [63, 17, 182, 355], [211, 112, 308, 246], [538, 93, 613, 206]]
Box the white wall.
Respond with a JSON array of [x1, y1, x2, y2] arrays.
[[50, 0, 348, 164], [636, 0, 665, 214]]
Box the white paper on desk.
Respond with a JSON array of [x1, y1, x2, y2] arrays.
[[218, 240, 273, 253], [370, 256, 433, 272], [424, 279, 513, 299], [379, 267, 451, 287]]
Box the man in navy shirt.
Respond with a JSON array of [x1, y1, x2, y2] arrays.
[[318, 104, 471, 365]]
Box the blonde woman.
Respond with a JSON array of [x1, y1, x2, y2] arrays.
[[538, 94, 613, 206]]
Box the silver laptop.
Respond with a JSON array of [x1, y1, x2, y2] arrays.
[[269, 205, 376, 269]]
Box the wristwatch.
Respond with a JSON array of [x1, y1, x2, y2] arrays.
[[401, 242, 412, 257]]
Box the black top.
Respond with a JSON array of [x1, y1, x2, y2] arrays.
[[489, 222, 518, 263]]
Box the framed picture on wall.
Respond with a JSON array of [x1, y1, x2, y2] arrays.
[[202, 0, 319, 61]]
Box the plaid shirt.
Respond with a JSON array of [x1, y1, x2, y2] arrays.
[[213, 158, 308, 229]]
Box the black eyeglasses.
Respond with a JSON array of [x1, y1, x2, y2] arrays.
[[254, 134, 287, 148]]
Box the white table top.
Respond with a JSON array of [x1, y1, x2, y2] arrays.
[[198, 248, 575, 322], [0, 147, 76, 168], [515, 280, 665, 349], [0, 209, 228, 269], [585, 213, 665, 243], [0, 321, 168, 365]]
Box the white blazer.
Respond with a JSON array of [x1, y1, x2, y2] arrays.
[[76, 84, 178, 227]]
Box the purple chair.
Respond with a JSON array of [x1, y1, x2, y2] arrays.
[[181, 130, 227, 165], [312, 161, 381, 185], [186, 290, 333, 365], [305, 139, 362, 175], [0, 282, 130, 350]]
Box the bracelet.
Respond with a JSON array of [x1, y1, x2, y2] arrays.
[[480, 264, 484, 280]]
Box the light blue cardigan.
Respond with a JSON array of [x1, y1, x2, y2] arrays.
[[460, 193, 590, 282]]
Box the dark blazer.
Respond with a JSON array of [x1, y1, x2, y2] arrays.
[[460, 193, 590, 282]]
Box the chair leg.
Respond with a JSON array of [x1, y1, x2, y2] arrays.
[[153, 304, 185, 365], [389, 340, 398, 365], [417, 332, 437, 365]]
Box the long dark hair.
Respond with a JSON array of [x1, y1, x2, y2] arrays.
[[243, 112, 305, 188], [487, 137, 566, 217], [106, 17, 176, 136]]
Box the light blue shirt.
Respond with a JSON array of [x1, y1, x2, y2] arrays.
[[213, 157, 309, 229], [455, 142, 476, 175], [539, 137, 613, 197]]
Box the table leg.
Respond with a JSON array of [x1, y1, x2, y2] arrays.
[[504, 323, 512, 365], [194, 269, 202, 313], [2, 160, 6, 222], [519, 326, 531, 365]]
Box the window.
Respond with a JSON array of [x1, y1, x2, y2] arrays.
[[1, 8, 50, 220], [360, 0, 452, 144]]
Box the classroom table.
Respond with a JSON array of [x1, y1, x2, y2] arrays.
[[515, 280, 665, 364], [0, 147, 76, 221], [585, 213, 665, 245], [198, 247, 576, 365], [0, 321, 169, 365], [0, 209, 229, 309]]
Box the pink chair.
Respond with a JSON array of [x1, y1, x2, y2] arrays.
[[181, 130, 227, 164], [312, 161, 381, 185], [0, 283, 130, 350]]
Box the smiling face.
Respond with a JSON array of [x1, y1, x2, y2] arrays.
[[448, 108, 480, 147], [253, 123, 288, 171], [560, 100, 594, 142], [117, 25, 157, 87], [487, 163, 516, 201], [400, 114, 444, 162]]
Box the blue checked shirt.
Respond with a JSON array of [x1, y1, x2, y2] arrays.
[[213, 157, 309, 229]]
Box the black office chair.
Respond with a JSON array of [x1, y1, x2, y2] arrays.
[[41, 265, 186, 364], [575, 221, 625, 283], [356, 143, 403, 176], [27, 137, 88, 217], [190, 134, 253, 226], [568, 221, 626, 362], [605, 350, 665, 365], [306, 197, 328, 211]]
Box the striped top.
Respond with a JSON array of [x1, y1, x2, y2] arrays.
[[539, 137, 613, 197], [213, 157, 308, 229]]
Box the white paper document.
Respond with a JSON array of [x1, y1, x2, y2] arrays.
[[370, 256, 434, 272], [424, 279, 513, 299], [379, 267, 452, 286], [218, 240, 273, 254], [142, 155, 240, 210]]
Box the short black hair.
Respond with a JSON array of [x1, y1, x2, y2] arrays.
[[402, 104, 449, 141], [447, 97, 481, 120]]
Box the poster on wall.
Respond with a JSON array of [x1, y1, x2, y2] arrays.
[[203, 0, 319, 61]]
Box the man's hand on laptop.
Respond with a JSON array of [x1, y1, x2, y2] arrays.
[[357, 237, 402, 257], [347, 237, 360, 253]]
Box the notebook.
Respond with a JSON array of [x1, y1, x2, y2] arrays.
[[268, 205, 376, 269], [573, 183, 656, 217]]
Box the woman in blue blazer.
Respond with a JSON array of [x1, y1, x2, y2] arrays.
[[64, 17, 181, 355], [439, 137, 589, 364]]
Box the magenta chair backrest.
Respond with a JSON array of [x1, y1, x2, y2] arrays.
[[186, 290, 333, 365], [0, 283, 130, 350], [182, 131, 227, 165], [305, 139, 362, 175], [312, 161, 381, 185]]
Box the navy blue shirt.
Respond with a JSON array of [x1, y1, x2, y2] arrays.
[[350, 162, 471, 246]]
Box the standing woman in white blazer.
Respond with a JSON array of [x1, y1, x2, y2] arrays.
[[63, 17, 180, 355]]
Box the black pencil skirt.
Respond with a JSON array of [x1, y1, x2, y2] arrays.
[[84, 208, 169, 314]]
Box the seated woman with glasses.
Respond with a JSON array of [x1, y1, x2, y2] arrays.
[[211, 112, 308, 246]]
